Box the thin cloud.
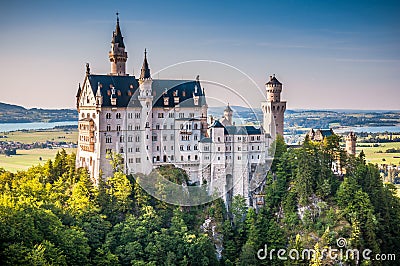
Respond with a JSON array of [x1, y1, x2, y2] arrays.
[[335, 58, 400, 63]]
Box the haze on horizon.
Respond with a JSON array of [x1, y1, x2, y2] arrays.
[[0, 0, 399, 110]]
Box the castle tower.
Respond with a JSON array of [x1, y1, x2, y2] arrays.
[[261, 74, 286, 138], [138, 49, 153, 174], [108, 13, 128, 76], [346, 132, 357, 155], [220, 103, 233, 126]]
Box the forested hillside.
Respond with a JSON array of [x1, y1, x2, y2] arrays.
[[0, 102, 77, 123], [1, 137, 400, 265]]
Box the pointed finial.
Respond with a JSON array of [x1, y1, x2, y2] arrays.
[[86, 63, 90, 75], [144, 48, 147, 58], [116, 12, 119, 23]]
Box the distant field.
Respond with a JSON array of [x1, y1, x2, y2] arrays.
[[358, 142, 400, 165], [1, 129, 78, 143], [0, 148, 76, 172]]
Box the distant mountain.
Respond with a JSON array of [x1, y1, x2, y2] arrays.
[[0, 102, 77, 123], [209, 105, 400, 130]]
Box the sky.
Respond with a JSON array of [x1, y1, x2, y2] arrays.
[[0, 0, 399, 110]]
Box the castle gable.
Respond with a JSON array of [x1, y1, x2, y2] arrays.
[[79, 77, 96, 107]]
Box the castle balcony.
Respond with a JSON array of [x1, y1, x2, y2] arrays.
[[180, 130, 192, 135]]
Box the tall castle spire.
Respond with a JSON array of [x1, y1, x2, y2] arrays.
[[109, 12, 127, 75], [140, 49, 151, 80]]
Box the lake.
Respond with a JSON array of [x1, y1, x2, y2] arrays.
[[0, 121, 78, 132], [333, 125, 400, 134]]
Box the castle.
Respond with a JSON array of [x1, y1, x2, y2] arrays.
[[75, 16, 286, 207]]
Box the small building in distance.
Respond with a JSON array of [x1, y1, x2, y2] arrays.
[[307, 128, 335, 142]]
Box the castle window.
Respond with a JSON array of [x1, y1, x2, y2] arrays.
[[152, 136, 157, 141], [238, 147, 241, 151], [179, 113, 184, 118], [218, 137, 221, 142], [120, 147, 124, 153], [156, 124, 160, 130], [92, 113, 96, 119], [120, 136, 124, 142], [170, 134, 174, 140], [194, 123, 198, 130], [135, 136, 140, 142], [189, 113, 194, 118], [169, 112, 174, 118], [135, 113, 141, 119], [106, 124, 111, 131], [181, 155, 184, 161], [156, 146, 159, 151], [87, 113, 90, 118], [194, 135, 198, 140], [136, 147, 140, 152], [163, 124, 167, 129], [171, 155, 174, 161], [158, 113, 164, 118], [171, 146, 174, 150], [116, 113, 121, 119], [81, 113, 85, 118], [180, 145, 184, 151], [187, 145, 191, 151], [188, 155, 190, 161], [106, 136, 112, 143], [136, 158, 141, 163], [135, 124, 140, 130], [128, 124, 133, 130], [128, 147, 133, 153], [194, 145, 198, 150], [163, 135, 167, 141], [218, 157, 220, 161], [117, 125, 121, 131], [129, 158, 133, 163], [106, 148, 112, 154], [218, 147, 220, 151]]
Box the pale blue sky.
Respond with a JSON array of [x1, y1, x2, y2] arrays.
[[0, 0, 399, 109]]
